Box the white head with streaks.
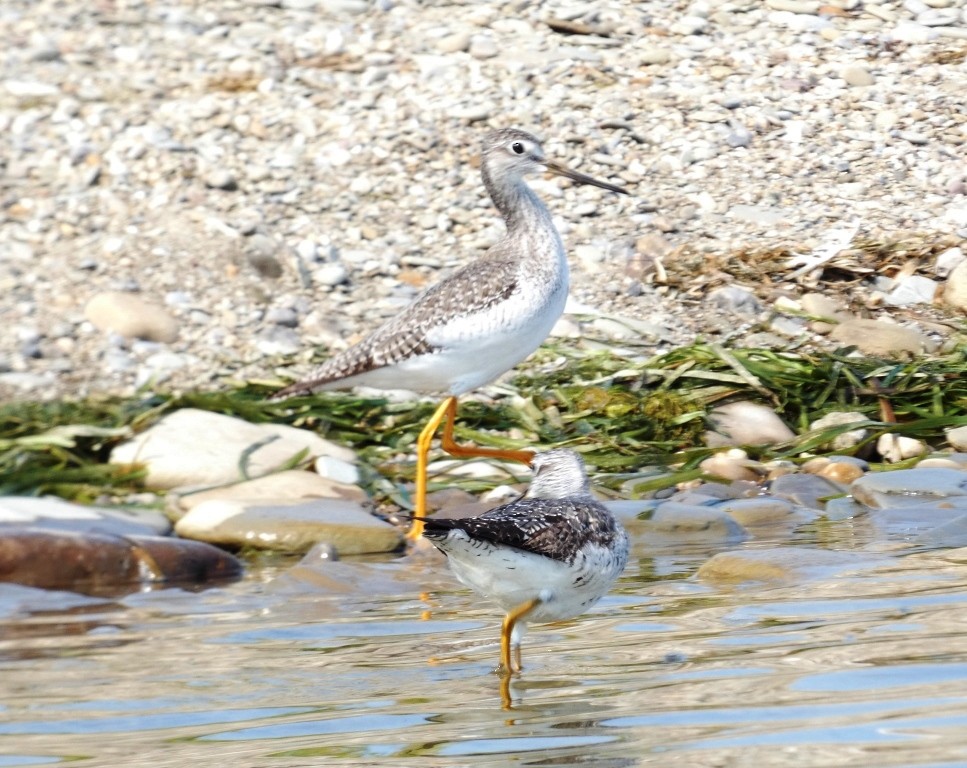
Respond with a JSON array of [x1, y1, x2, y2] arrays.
[[525, 448, 593, 500]]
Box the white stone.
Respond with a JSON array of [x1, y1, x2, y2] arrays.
[[110, 408, 355, 489], [876, 433, 929, 463], [943, 259, 967, 313], [706, 401, 795, 447]]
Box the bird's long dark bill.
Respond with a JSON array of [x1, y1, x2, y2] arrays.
[[544, 160, 629, 195]]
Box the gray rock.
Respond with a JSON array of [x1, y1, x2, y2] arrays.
[[245, 234, 285, 279], [265, 306, 299, 327], [0, 496, 170, 536], [256, 325, 302, 356], [769, 473, 843, 510], [852, 468, 967, 509], [707, 285, 762, 315], [640, 501, 747, 541]]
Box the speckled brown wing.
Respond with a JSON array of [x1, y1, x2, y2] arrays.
[[273, 258, 519, 398], [421, 498, 620, 565]]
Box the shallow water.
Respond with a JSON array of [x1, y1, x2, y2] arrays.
[[2, 527, 967, 768]]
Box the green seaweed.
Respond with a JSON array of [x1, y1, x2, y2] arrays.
[[1, 341, 965, 504]]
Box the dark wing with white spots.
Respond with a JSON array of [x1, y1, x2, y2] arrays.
[[272, 258, 519, 398], [420, 498, 621, 565]]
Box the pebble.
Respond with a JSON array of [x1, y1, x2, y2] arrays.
[[829, 318, 929, 356], [84, 292, 179, 344], [876, 433, 929, 463], [203, 169, 239, 191], [840, 64, 875, 87]]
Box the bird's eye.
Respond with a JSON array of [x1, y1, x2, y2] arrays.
[[511, 141, 525, 155]]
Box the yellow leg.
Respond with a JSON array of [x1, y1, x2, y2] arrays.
[[440, 398, 535, 465], [406, 396, 534, 541], [406, 397, 455, 541], [499, 597, 541, 676]]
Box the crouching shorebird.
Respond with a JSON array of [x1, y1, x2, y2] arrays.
[[273, 129, 628, 538], [414, 449, 628, 694]]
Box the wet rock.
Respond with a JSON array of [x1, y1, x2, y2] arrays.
[[0, 528, 241, 592], [168, 469, 368, 517], [769, 472, 843, 509], [829, 318, 928, 356], [604, 499, 663, 525], [851, 468, 967, 509], [715, 497, 813, 527], [639, 501, 747, 541], [706, 402, 795, 447], [84, 292, 179, 343], [174, 499, 404, 554], [697, 547, 880, 584], [0, 496, 170, 536], [110, 408, 355, 489], [817, 460, 866, 484], [866, 498, 967, 541], [915, 513, 967, 547]]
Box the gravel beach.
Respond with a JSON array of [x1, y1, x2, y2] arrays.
[[2, 0, 965, 401]]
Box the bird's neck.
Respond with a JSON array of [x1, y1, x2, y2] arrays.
[[483, 168, 556, 235]]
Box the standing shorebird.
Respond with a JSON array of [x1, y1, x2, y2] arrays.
[[274, 129, 628, 537], [415, 449, 628, 688]]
